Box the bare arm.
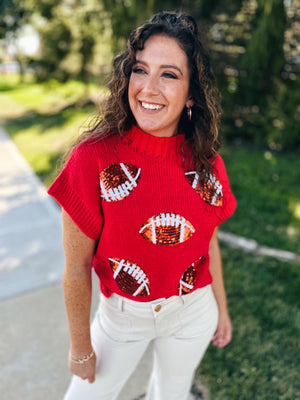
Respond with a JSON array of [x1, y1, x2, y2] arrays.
[[62, 209, 97, 382], [209, 227, 232, 348]]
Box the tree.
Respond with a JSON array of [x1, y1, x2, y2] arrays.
[[0, 0, 29, 78], [240, 0, 286, 103], [0, 0, 24, 39], [24, 0, 110, 82], [101, 0, 222, 54]]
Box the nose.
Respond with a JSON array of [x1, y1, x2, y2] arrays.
[[143, 74, 160, 95]]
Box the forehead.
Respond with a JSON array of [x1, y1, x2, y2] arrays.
[[136, 34, 188, 66]]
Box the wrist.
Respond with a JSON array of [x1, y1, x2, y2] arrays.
[[217, 305, 230, 316], [69, 348, 95, 364], [70, 342, 93, 358]]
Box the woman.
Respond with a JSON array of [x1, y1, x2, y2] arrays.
[[48, 11, 236, 400]]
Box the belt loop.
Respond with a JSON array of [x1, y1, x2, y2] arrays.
[[117, 296, 124, 312], [180, 295, 185, 305]]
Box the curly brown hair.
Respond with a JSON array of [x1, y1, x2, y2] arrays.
[[65, 11, 221, 174]]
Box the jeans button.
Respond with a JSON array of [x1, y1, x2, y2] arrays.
[[154, 304, 162, 312]]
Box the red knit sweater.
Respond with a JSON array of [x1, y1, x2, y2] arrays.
[[48, 126, 236, 301]]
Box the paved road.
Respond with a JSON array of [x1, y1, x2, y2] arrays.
[[0, 127, 197, 400]]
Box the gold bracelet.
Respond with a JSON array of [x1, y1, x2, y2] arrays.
[[70, 349, 95, 364]]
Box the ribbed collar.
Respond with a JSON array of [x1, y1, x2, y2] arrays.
[[124, 125, 186, 158]]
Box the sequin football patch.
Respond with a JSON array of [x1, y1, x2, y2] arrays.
[[109, 257, 150, 297], [185, 171, 223, 206], [178, 256, 206, 295], [100, 163, 141, 202], [139, 213, 195, 246]]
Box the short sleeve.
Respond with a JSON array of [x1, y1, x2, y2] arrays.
[[214, 154, 237, 225], [48, 143, 103, 240]]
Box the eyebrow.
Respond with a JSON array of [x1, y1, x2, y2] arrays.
[[134, 60, 183, 76]]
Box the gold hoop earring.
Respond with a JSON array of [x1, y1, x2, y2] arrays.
[[187, 107, 192, 121]]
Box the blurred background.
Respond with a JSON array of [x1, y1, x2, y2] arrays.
[[0, 1, 299, 399]]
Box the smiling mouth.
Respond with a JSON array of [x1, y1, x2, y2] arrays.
[[140, 101, 164, 111]]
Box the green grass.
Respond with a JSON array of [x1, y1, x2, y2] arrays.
[[3, 105, 97, 186], [220, 145, 300, 253], [0, 76, 103, 117], [197, 244, 300, 400], [0, 76, 103, 186]]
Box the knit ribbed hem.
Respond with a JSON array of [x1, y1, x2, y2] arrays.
[[48, 175, 102, 240], [125, 125, 185, 157]]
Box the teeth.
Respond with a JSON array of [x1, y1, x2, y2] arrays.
[[141, 102, 163, 110]]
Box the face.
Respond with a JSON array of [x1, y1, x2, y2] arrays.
[[128, 34, 194, 138]]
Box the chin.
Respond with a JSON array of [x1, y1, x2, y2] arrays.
[[136, 123, 159, 136]]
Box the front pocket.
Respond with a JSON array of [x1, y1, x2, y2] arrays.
[[97, 304, 134, 343], [176, 290, 219, 339]]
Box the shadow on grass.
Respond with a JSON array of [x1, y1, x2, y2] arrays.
[[2, 100, 97, 186], [5, 110, 70, 136], [0, 84, 22, 92], [3, 99, 96, 138]]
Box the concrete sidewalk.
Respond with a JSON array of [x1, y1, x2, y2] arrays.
[[0, 127, 199, 400]]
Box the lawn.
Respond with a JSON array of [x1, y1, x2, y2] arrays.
[[220, 145, 300, 253], [1, 76, 299, 400], [198, 244, 300, 400], [2, 104, 97, 186], [0, 76, 104, 186]]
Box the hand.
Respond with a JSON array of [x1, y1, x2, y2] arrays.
[[68, 350, 97, 383], [212, 311, 232, 348]]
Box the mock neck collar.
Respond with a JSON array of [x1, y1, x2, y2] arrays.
[[124, 125, 186, 158]]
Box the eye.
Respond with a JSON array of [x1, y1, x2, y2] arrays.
[[162, 72, 178, 79], [132, 67, 146, 74]]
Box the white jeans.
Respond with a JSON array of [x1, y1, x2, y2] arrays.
[[64, 285, 218, 400]]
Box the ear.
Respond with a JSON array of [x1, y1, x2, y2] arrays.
[[186, 97, 195, 108]]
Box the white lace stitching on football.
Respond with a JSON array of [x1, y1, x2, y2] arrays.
[[185, 171, 223, 206], [178, 256, 206, 295], [178, 265, 196, 295], [100, 163, 141, 202], [139, 212, 195, 245], [109, 257, 150, 297]]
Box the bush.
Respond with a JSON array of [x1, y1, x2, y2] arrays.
[[220, 71, 300, 151], [263, 76, 300, 149]]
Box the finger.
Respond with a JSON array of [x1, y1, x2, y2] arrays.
[[213, 331, 225, 347], [212, 329, 219, 342], [224, 327, 232, 343], [89, 369, 96, 383], [212, 337, 218, 345], [212, 337, 221, 347], [218, 334, 231, 348]]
